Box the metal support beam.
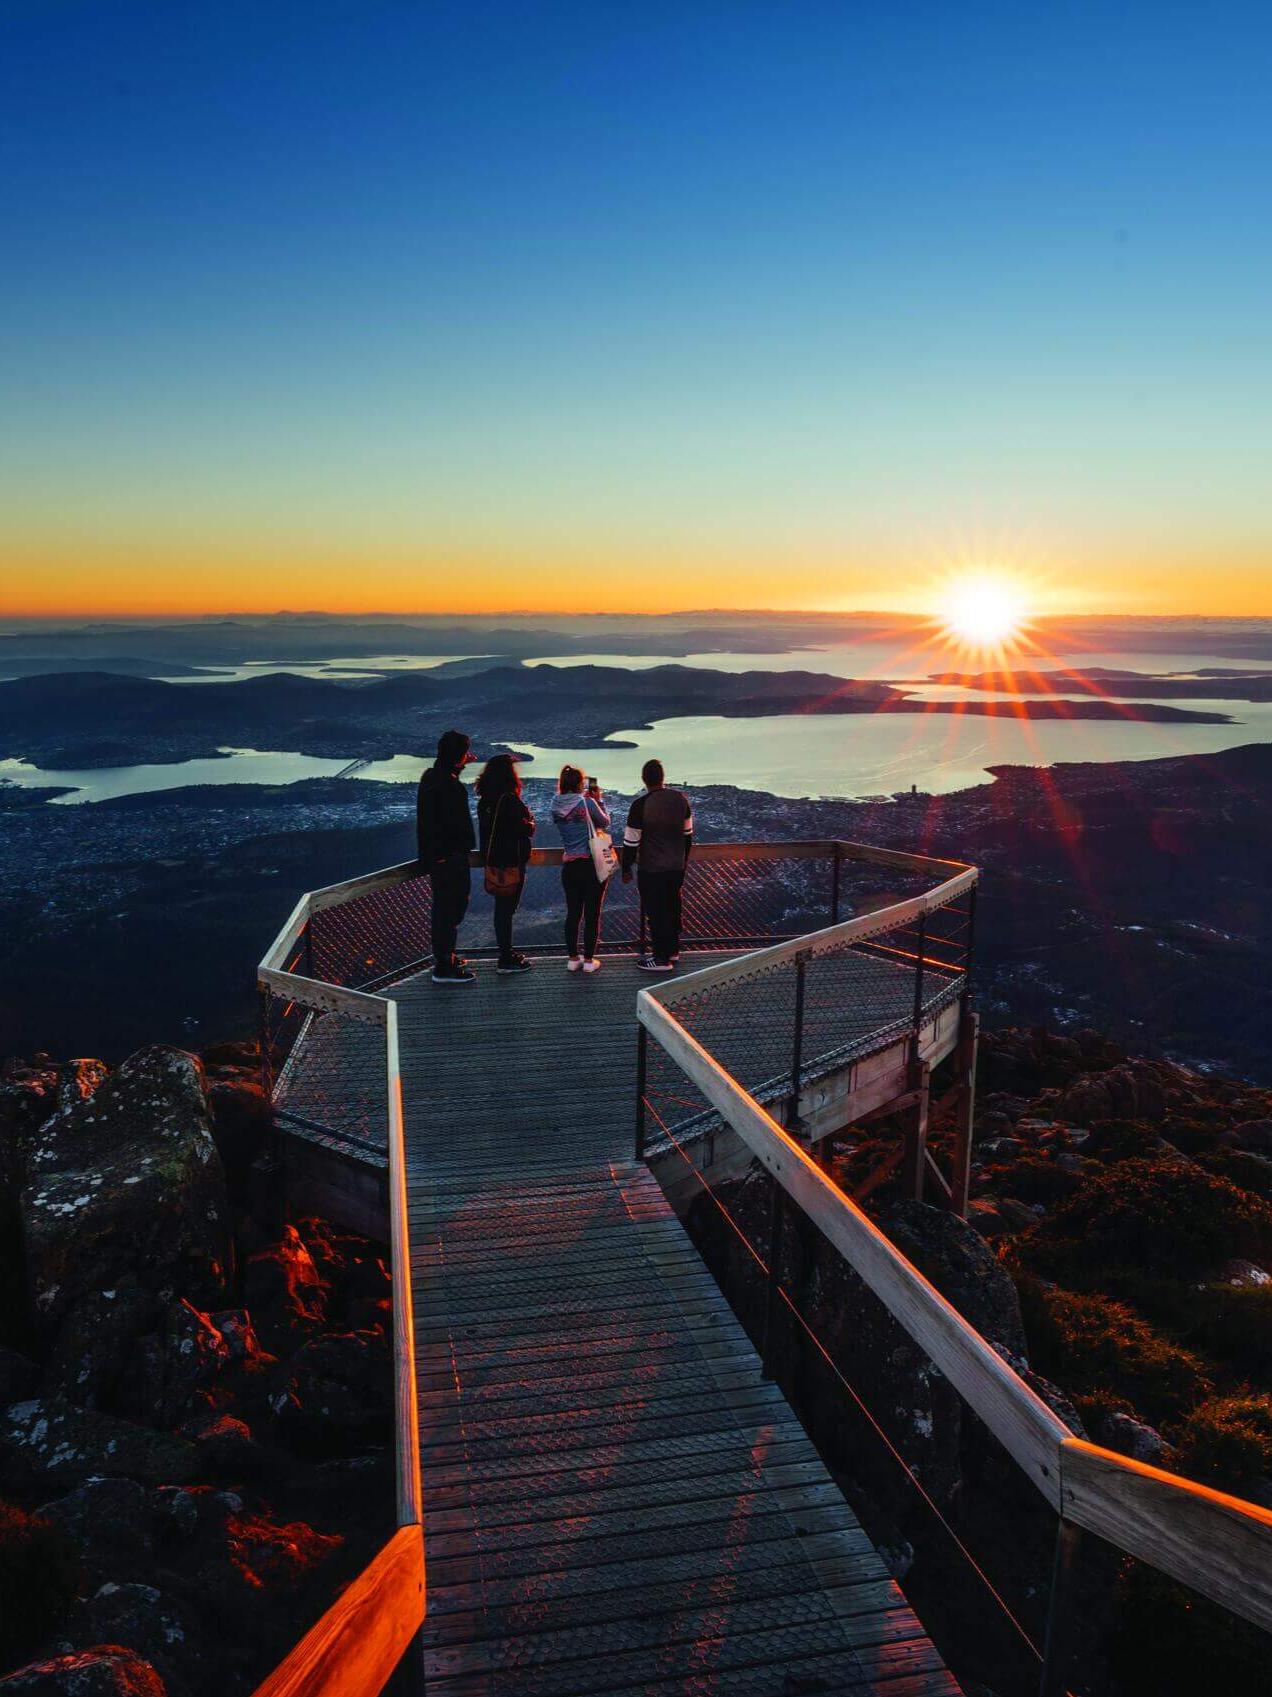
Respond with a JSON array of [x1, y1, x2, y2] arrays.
[[634, 1023, 648, 1161], [760, 1175, 785, 1380]]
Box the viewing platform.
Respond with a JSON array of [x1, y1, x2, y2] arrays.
[[254, 840, 1272, 1697]]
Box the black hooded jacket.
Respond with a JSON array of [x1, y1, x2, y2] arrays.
[[416, 763, 476, 863]]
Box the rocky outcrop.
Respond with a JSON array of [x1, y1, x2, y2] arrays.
[[0, 1045, 394, 1695], [0, 1649, 165, 1696], [20, 1049, 230, 1335], [1, 1400, 200, 1492]]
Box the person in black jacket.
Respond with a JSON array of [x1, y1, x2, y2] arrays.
[[476, 753, 536, 974], [416, 729, 477, 983]]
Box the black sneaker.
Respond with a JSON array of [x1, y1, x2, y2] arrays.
[[432, 962, 476, 984], [497, 953, 533, 974], [638, 955, 675, 973]]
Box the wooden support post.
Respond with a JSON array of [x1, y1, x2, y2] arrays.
[[900, 1059, 930, 1201], [1038, 1517, 1082, 1697], [949, 1005, 979, 1220], [760, 1174, 785, 1380]]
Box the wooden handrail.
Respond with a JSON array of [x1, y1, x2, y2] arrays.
[[638, 991, 1069, 1505], [291, 838, 976, 921], [648, 865, 977, 1005], [1060, 1440, 1272, 1637], [385, 1001, 423, 1528], [639, 982, 1272, 1638], [250, 1525, 424, 1697]]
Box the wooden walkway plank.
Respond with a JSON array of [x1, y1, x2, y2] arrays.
[[392, 952, 959, 1697]]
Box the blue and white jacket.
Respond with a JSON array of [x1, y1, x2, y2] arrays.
[[550, 792, 611, 861]]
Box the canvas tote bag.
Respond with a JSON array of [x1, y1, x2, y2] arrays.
[[582, 793, 619, 883]]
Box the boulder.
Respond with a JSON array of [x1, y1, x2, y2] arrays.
[[37, 1478, 156, 1579], [20, 1048, 230, 1334], [0, 1501, 79, 1667], [206, 1310, 266, 1367], [205, 1077, 271, 1205], [0, 1649, 165, 1696], [118, 1302, 231, 1427], [879, 1201, 1029, 1357], [967, 1197, 1011, 1239], [1, 1398, 200, 1491], [1090, 1408, 1166, 1465], [77, 1584, 201, 1697], [180, 1414, 263, 1478], [43, 1285, 160, 1410], [0, 1064, 59, 1191], [1054, 1062, 1167, 1127], [244, 1226, 327, 1350], [0, 1345, 39, 1404], [1225, 1119, 1272, 1155]]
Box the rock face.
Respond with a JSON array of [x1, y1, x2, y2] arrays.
[[0, 1044, 396, 1696], [878, 1200, 1028, 1357], [1, 1399, 200, 1492], [20, 1048, 230, 1334], [0, 1648, 165, 1696]]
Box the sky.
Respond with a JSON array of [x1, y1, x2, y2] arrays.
[[2, 1, 1270, 618]]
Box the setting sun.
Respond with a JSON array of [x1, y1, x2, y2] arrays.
[[938, 572, 1029, 650]]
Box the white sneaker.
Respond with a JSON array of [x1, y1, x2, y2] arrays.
[[567, 956, 584, 972], [582, 958, 601, 974]]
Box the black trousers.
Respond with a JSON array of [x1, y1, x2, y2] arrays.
[[562, 857, 607, 959], [429, 853, 471, 964], [639, 868, 685, 962], [493, 873, 525, 961]]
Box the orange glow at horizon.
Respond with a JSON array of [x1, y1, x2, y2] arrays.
[[2, 538, 1272, 622]]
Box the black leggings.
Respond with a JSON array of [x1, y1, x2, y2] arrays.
[[562, 857, 607, 959], [493, 874, 525, 962]]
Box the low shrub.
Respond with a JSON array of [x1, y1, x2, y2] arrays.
[[1018, 1281, 1211, 1425], [995, 1155, 1081, 1206], [1171, 1393, 1272, 1497], [1009, 1155, 1272, 1284]]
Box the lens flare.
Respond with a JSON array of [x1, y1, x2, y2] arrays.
[[938, 572, 1028, 650]]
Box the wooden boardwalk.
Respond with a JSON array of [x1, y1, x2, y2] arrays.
[[395, 952, 960, 1697]]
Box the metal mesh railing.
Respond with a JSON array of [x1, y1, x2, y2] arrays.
[[272, 1003, 389, 1158], [642, 887, 973, 1150], [302, 846, 848, 991], [262, 844, 972, 1159]]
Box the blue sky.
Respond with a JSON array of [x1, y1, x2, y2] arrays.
[[3, 1, 1270, 613]]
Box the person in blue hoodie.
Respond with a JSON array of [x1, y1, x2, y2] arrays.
[[550, 765, 610, 973]]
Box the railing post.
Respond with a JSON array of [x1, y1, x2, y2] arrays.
[[1038, 1517, 1083, 1697], [788, 954, 807, 1130], [634, 1023, 648, 1161], [830, 843, 842, 925], [910, 910, 927, 1042], [257, 983, 274, 1105], [963, 882, 978, 981]]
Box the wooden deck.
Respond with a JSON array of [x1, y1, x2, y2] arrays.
[[394, 951, 960, 1697]]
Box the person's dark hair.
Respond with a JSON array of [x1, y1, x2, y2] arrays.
[[476, 752, 521, 800], [558, 764, 585, 793], [435, 728, 470, 771], [642, 758, 665, 788]]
